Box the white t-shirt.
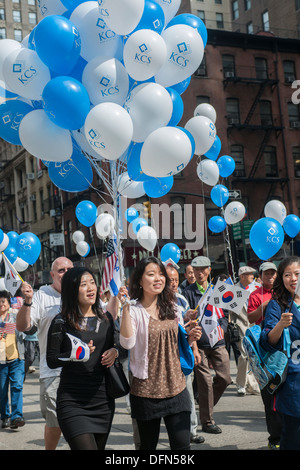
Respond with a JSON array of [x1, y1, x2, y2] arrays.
[[30, 285, 62, 379]]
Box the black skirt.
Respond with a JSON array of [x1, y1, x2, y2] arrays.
[[130, 387, 191, 421]]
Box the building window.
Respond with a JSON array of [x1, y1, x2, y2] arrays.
[[28, 0, 36, 4], [288, 102, 300, 127], [245, 0, 251, 10], [196, 95, 210, 105], [14, 29, 22, 41], [263, 146, 278, 177], [12, 10, 21, 22], [293, 147, 300, 177], [0, 8, 5, 20], [232, 0, 239, 20], [0, 27, 6, 39], [259, 100, 273, 126], [226, 98, 240, 124], [262, 10, 270, 32], [216, 12, 224, 28], [255, 57, 268, 79], [283, 60, 296, 83], [222, 54, 235, 77], [215, 0, 222, 4], [197, 10, 205, 24], [194, 53, 207, 77], [231, 145, 245, 176], [28, 12, 37, 24], [296, 0, 300, 11], [247, 22, 253, 34]]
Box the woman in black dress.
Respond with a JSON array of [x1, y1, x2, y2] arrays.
[[46, 267, 118, 450]]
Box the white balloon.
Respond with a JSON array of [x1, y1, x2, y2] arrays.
[[185, 116, 216, 156], [154, 0, 181, 25], [71, 128, 104, 160], [19, 110, 73, 162], [140, 127, 193, 177], [224, 202, 246, 225], [155, 24, 204, 88], [124, 83, 173, 142], [123, 29, 167, 82], [72, 230, 85, 244], [197, 159, 219, 186], [0, 39, 22, 83], [95, 213, 115, 238], [70, 1, 122, 62], [38, 0, 67, 17], [194, 103, 217, 124], [3, 47, 51, 100], [98, 0, 144, 35], [84, 102, 133, 160], [118, 172, 146, 198], [0, 234, 9, 252], [76, 240, 90, 256], [82, 57, 129, 106], [137, 225, 157, 251], [13, 257, 29, 272], [264, 200, 287, 225]]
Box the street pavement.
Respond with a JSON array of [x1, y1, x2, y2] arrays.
[[0, 359, 271, 452]]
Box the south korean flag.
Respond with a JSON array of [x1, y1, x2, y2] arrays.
[[59, 333, 90, 362]]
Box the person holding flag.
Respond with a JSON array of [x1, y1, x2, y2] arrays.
[[182, 256, 231, 435]]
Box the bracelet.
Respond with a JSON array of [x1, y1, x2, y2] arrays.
[[114, 348, 119, 359], [23, 302, 32, 307]]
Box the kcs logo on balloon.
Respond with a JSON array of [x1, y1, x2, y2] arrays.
[[87, 128, 105, 150], [169, 42, 191, 68], [266, 226, 281, 244], [135, 43, 152, 65]]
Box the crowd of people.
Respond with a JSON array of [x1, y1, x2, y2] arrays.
[[0, 253, 300, 450]]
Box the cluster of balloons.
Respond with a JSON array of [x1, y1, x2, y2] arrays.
[[0, 229, 41, 268]]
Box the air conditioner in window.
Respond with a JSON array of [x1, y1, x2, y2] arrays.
[[228, 117, 240, 125], [225, 71, 235, 78], [26, 173, 35, 180], [291, 121, 300, 128], [30, 194, 36, 201]]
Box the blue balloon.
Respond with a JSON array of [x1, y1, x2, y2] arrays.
[[132, 0, 165, 34], [132, 217, 148, 234], [210, 185, 229, 208], [48, 146, 93, 192], [283, 214, 300, 238], [167, 13, 208, 47], [217, 155, 236, 178], [0, 100, 33, 145], [4, 246, 18, 264], [7, 231, 19, 248], [127, 143, 152, 182], [166, 87, 184, 127], [170, 76, 191, 95], [15, 232, 41, 265], [143, 176, 173, 198], [0, 229, 4, 245], [35, 15, 81, 74], [208, 216, 227, 233], [160, 243, 181, 264], [125, 207, 139, 223], [250, 217, 284, 260], [75, 200, 97, 227], [205, 136, 221, 161], [42, 76, 90, 130]]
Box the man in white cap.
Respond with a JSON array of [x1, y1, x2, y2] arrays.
[[247, 261, 281, 449], [229, 266, 260, 397], [182, 256, 231, 435]]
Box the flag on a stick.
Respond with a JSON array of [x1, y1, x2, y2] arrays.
[[100, 234, 121, 296], [2, 252, 23, 296], [210, 279, 250, 314], [0, 321, 16, 336]]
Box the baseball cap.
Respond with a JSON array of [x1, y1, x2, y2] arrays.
[[259, 262, 277, 272], [191, 256, 211, 268], [238, 266, 256, 276]]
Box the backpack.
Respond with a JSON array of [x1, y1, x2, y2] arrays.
[[178, 323, 194, 376], [242, 325, 291, 394]]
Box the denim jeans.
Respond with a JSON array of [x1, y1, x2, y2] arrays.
[[0, 359, 25, 420]]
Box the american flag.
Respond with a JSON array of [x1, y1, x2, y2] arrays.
[[101, 236, 121, 296], [0, 321, 16, 336]]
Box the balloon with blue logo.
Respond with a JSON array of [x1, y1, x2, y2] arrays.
[[153, 0, 180, 25], [34, 15, 81, 74], [217, 155, 236, 178], [166, 87, 184, 127], [210, 185, 229, 208], [7, 231, 19, 248], [205, 136, 221, 161], [48, 145, 93, 193], [98, 0, 144, 35], [143, 176, 174, 198], [75, 201, 97, 227], [15, 232, 41, 265], [208, 216, 227, 233], [4, 246, 18, 264], [125, 207, 139, 223], [42, 76, 90, 130], [283, 214, 300, 238], [166, 13, 208, 47], [132, 217, 148, 234], [0, 100, 34, 145], [76, 240, 90, 257], [132, 0, 165, 34], [160, 243, 181, 264], [249, 217, 284, 260]]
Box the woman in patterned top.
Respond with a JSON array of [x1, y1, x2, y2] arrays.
[[120, 257, 201, 450]]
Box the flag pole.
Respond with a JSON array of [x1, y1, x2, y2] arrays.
[[1, 252, 24, 283]]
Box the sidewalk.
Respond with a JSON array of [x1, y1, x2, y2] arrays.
[[0, 360, 270, 451]]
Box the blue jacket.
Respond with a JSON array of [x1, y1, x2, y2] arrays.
[[182, 282, 227, 350], [261, 298, 300, 417]]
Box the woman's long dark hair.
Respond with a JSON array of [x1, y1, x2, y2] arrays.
[[272, 256, 300, 310], [129, 256, 177, 320], [60, 266, 106, 330]]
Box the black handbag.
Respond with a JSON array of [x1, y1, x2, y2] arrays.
[[105, 358, 130, 399]]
